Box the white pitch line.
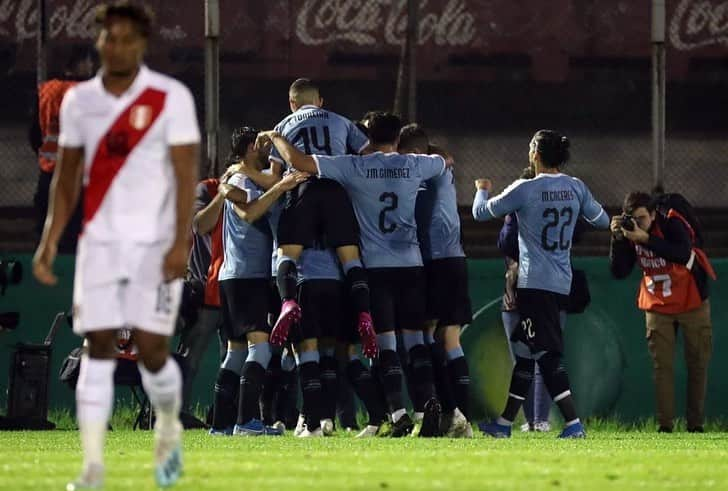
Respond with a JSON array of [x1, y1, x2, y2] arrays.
[[461, 295, 503, 335]]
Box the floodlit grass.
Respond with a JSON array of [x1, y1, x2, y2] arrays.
[[1, 425, 728, 491]]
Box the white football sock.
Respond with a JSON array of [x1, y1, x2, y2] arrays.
[[76, 355, 116, 469], [139, 357, 182, 432]]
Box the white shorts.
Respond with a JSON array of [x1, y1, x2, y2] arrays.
[[72, 239, 182, 336]]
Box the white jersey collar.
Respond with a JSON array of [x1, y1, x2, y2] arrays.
[[94, 64, 149, 98]]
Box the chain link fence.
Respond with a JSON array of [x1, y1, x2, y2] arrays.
[[2, 0, 727, 250]]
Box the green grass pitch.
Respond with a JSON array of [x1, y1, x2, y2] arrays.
[[1, 428, 727, 491]]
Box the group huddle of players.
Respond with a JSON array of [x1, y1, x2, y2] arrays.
[[207, 78, 474, 438]]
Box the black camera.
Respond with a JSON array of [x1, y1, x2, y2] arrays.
[[621, 214, 635, 232]]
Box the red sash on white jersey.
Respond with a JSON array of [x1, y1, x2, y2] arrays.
[[84, 88, 167, 227]]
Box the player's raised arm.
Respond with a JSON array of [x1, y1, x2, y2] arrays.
[[33, 144, 84, 285], [256, 130, 318, 174], [471, 178, 527, 222], [230, 171, 309, 223], [236, 156, 283, 191]]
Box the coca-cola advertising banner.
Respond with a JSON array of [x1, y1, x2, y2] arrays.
[[1, 0, 726, 81]]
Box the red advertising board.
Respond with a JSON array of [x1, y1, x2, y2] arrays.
[[1, 0, 726, 81]]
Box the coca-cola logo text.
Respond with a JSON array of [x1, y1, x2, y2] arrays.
[[295, 0, 476, 47], [0, 0, 187, 43], [670, 0, 728, 50]]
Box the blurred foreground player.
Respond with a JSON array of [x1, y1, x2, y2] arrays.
[[33, 3, 200, 488]]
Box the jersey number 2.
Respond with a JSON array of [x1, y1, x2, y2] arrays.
[[379, 192, 398, 234], [541, 207, 573, 251]]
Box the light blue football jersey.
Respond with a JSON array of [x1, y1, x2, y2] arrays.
[[270, 105, 368, 165], [218, 175, 274, 280], [314, 152, 446, 268], [416, 167, 465, 261], [472, 173, 608, 294]]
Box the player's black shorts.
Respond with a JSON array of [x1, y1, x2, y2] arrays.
[[425, 257, 472, 327], [368, 267, 426, 334], [277, 178, 359, 249], [219, 278, 270, 341], [513, 288, 569, 354], [268, 277, 281, 319], [292, 279, 346, 343]]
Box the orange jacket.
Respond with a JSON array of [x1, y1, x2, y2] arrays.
[[38, 79, 77, 173]]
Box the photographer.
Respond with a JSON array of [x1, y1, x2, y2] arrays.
[[609, 191, 715, 433]]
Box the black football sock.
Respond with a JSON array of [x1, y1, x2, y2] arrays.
[[236, 361, 266, 425], [212, 368, 239, 430]]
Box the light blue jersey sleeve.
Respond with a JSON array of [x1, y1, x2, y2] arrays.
[[226, 173, 264, 202], [313, 154, 358, 184], [414, 154, 447, 181], [576, 178, 609, 229], [472, 179, 528, 221], [346, 120, 369, 154]]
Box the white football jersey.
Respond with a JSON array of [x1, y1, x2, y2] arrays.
[[59, 65, 200, 243]]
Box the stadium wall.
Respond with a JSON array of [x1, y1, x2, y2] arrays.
[[1, 255, 726, 423]]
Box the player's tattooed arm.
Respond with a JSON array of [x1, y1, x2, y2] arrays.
[[255, 130, 318, 174], [33, 145, 84, 285], [231, 171, 310, 223]]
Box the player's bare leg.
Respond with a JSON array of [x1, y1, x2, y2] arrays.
[[67, 330, 117, 491], [271, 245, 304, 345], [337, 245, 377, 358], [134, 330, 184, 487]]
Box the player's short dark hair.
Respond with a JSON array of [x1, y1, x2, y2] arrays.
[[95, 2, 154, 39], [398, 123, 429, 153], [623, 191, 655, 214], [532, 130, 570, 168], [229, 126, 259, 161], [367, 112, 402, 145], [360, 110, 386, 131]]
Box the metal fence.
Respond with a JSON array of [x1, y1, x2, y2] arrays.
[[2, 0, 727, 221]]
